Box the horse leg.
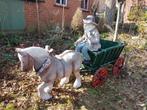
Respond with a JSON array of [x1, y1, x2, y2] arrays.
[[37, 82, 53, 100], [59, 76, 70, 87], [59, 66, 72, 87], [73, 70, 81, 88]]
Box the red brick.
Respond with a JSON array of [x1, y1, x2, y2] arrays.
[[24, 0, 94, 31]]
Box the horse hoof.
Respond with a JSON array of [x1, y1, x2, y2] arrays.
[[41, 94, 52, 100], [73, 79, 81, 88]]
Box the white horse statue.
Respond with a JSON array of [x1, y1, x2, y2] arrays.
[[16, 46, 82, 100]]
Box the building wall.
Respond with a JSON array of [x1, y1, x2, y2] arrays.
[[24, 0, 93, 31], [0, 0, 25, 31]]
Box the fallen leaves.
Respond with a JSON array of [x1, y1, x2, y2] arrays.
[[0, 33, 147, 110]]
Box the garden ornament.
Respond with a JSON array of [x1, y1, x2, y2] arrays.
[[75, 15, 101, 63], [16, 46, 82, 100]]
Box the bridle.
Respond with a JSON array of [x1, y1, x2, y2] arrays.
[[35, 58, 52, 75]]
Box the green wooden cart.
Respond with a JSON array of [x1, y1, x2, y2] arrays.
[[81, 39, 125, 87]]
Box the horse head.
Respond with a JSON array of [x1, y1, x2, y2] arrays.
[[16, 48, 34, 72], [16, 46, 51, 73]]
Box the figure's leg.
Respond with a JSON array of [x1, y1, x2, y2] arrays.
[[81, 46, 90, 61], [75, 43, 85, 52], [73, 69, 81, 88], [37, 82, 53, 100]]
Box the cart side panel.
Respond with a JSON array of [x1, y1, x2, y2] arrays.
[[103, 45, 125, 64], [90, 40, 120, 67], [114, 45, 124, 59], [103, 48, 116, 63], [84, 40, 125, 72], [88, 51, 106, 68], [89, 43, 125, 68], [101, 40, 118, 49]]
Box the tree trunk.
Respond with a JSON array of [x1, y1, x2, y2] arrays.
[[36, 0, 40, 34], [61, 6, 65, 32], [105, 0, 116, 26], [120, 2, 125, 24], [91, 0, 99, 17]]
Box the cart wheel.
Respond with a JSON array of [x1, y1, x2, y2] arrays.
[[113, 57, 124, 77], [92, 68, 108, 88]]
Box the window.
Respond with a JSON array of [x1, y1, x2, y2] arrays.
[[81, 0, 89, 10], [26, 0, 45, 2], [56, 0, 67, 6]]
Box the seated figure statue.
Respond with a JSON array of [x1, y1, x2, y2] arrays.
[[75, 15, 101, 64]]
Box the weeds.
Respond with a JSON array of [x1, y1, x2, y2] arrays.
[[100, 32, 109, 39], [0, 102, 16, 110], [0, 32, 5, 38], [0, 34, 23, 47], [87, 88, 101, 96], [5, 35, 23, 47]]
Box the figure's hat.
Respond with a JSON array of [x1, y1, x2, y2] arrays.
[[83, 15, 97, 25]]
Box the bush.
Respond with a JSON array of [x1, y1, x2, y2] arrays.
[[0, 34, 23, 47], [71, 7, 83, 33], [137, 21, 146, 35], [128, 6, 145, 21], [100, 32, 109, 38], [6, 35, 23, 46], [128, 5, 147, 36], [0, 32, 6, 39]]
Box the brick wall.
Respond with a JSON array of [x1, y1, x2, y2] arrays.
[[24, 0, 93, 31]]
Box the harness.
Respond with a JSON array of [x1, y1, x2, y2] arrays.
[[35, 56, 66, 79], [35, 58, 51, 75], [59, 58, 66, 78]]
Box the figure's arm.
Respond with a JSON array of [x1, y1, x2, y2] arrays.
[[74, 34, 86, 46]]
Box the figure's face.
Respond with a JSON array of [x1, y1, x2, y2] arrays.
[[83, 23, 88, 30], [18, 53, 30, 72], [16, 48, 34, 72], [83, 23, 95, 31]]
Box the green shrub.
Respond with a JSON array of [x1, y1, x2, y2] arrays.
[[5, 35, 23, 46], [100, 32, 109, 38], [0, 32, 5, 38], [137, 21, 146, 35]]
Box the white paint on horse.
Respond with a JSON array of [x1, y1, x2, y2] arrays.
[[16, 46, 82, 100], [18, 53, 23, 63], [73, 78, 81, 88], [37, 82, 53, 100], [17, 47, 50, 70], [59, 77, 69, 87]]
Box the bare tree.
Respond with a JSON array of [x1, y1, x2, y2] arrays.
[[61, 6, 65, 32], [91, 0, 99, 18], [104, 0, 125, 41], [105, 0, 116, 26], [36, 0, 40, 34], [91, 0, 125, 41]]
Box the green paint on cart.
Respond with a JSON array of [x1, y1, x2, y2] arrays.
[[81, 39, 125, 73]]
